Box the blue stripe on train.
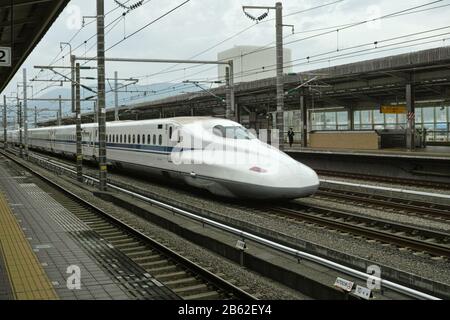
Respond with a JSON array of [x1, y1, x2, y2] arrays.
[[28, 138, 190, 155]]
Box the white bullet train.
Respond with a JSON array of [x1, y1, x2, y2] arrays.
[[4, 117, 320, 199]]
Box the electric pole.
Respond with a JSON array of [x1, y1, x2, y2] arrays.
[[18, 101, 23, 158], [242, 2, 286, 149], [115, 71, 119, 121], [75, 63, 83, 182], [275, 2, 284, 150], [58, 95, 62, 126], [3, 95, 6, 150], [23, 68, 28, 159], [97, 0, 107, 191], [225, 61, 235, 120]]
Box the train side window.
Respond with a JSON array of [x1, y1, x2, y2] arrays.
[[112, 135, 114, 143], [158, 134, 162, 146], [169, 127, 173, 140], [142, 135, 145, 144], [137, 135, 140, 144], [128, 134, 131, 144], [133, 135, 135, 144], [153, 134, 156, 145], [147, 135, 151, 144], [120, 135, 123, 143]]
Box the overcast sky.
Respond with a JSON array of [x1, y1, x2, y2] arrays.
[[3, 0, 450, 103]]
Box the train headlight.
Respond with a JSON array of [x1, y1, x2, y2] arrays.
[[249, 166, 267, 173]]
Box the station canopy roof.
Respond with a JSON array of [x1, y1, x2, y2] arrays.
[[0, 0, 69, 93]]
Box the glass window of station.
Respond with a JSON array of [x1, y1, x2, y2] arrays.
[[281, 105, 449, 143]]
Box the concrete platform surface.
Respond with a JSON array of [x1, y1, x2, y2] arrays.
[[285, 146, 450, 160], [0, 157, 179, 300]]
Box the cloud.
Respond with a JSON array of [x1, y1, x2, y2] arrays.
[[2, 0, 449, 99]]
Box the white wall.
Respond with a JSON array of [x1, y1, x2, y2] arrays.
[[218, 46, 292, 83]]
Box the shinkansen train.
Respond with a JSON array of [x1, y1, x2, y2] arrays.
[[4, 117, 320, 199]]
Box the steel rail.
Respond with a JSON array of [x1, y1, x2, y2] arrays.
[[321, 179, 450, 200], [272, 206, 450, 259], [315, 188, 450, 220], [15, 151, 442, 300], [1, 150, 255, 300]]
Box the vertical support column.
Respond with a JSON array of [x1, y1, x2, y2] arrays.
[[75, 63, 83, 182], [3, 95, 6, 149], [236, 103, 241, 123], [348, 107, 354, 131], [94, 101, 98, 123], [406, 83, 415, 151], [114, 71, 119, 121], [97, 0, 107, 191], [23, 68, 28, 159], [58, 95, 62, 126], [229, 61, 235, 120], [18, 101, 23, 158], [225, 64, 232, 120], [300, 91, 307, 148], [71, 55, 76, 113], [34, 106, 37, 128], [275, 1, 285, 150]]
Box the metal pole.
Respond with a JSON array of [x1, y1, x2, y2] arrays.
[[94, 101, 98, 123], [229, 61, 235, 121], [348, 107, 354, 131], [58, 95, 62, 126], [75, 63, 83, 182], [97, 0, 107, 191], [225, 66, 231, 119], [71, 55, 75, 113], [114, 71, 119, 121], [23, 68, 28, 159], [3, 95, 6, 149], [34, 106, 37, 128], [300, 91, 307, 148], [406, 83, 415, 151], [275, 2, 285, 150], [18, 102, 23, 158]]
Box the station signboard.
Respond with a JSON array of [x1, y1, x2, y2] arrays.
[[380, 105, 407, 114], [0, 47, 11, 67]]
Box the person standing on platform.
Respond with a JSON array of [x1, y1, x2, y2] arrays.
[[287, 128, 295, 148]]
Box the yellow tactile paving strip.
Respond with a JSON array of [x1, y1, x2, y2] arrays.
[[0, 192, 58, 300]]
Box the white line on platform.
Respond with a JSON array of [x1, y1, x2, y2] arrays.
[[320, 179, 450, 200]]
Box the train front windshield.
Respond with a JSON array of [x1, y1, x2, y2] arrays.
[[213, 125, 256, 140]]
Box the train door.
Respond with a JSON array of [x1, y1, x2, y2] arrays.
[[167, 125, 174, 162]]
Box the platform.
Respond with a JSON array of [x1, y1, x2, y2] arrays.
[[285, 145, 450, 160], [0, 157, 179, 300]]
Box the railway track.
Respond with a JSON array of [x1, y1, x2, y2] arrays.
[[316, 170, 450, 191], [1, 151, 255, 301], [270, 203, 450, 259], [314, 188, 450, 222], [4, 148, 448, 299], [12, 149, 450, 259]]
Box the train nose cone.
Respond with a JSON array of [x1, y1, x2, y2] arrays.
[[280, 161, 320, 198]]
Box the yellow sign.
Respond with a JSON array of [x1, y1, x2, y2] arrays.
[[380, 105, 407, 114]]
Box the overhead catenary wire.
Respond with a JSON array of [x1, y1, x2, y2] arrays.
[[141, 0, 450, 88]]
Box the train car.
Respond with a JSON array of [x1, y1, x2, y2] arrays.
[[12, 117, 320, 199]]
